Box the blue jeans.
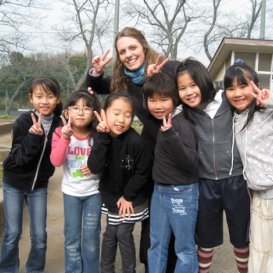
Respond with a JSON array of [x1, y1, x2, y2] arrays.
[[0, 182, 47, 273], [148, 183, 199, 273], [63, 193, 101, 273]]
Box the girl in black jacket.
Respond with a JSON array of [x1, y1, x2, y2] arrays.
[[0, 77, 62, 273], [88, 93, 151, 273]]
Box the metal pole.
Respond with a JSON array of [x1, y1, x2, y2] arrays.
[[113, 0, 120, 58], [260, 0, 266, 39]]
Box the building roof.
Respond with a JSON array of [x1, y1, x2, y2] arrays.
[[208, 37, 273, 79]]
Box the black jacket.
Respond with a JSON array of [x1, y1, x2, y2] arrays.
[[87, 128, 152, 213], [153, 111, 199, 185], [3, 111, 60, 191]]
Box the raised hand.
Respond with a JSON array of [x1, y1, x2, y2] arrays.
[[161, 113, 172, 132], [94, 109, 110, 133], [60, 115, 73, 140], [146, 55, 169, 77], [117, 196, 134, 218], [91, 49, 113, 75], [29, 112, 43, 135], [249, 81, 270, 107]]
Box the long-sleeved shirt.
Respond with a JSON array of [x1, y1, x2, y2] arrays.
[[50, 127, 99, 197]]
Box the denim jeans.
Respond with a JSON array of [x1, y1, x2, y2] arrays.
[[0, 182, 47, 273], [148, 183, 199, 273], [63, 193, 101, 273], [101, 223, 136, 273]]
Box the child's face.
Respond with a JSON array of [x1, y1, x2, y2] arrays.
[[177, 72, 201, 109], [225, 78, 255, 112], [147, 93, 174, 120], [66, 98, 94, 129], [105, 97, 133, 137], [29, 85, 60, 116]]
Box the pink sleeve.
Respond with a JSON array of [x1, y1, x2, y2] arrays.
[[50, 127, 70, 167]]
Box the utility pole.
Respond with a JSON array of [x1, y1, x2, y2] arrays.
[[113, 0, 120, 58], [260, 0, 266, 39]]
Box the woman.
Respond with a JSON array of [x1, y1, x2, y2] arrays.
[[86, 27, 179, 272]]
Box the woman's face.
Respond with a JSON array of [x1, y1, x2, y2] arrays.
[[116, 36, 145, 71]]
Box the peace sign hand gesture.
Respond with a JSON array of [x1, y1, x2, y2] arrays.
[[29, 112, 44, 135], [91, 49, 113, 76], [146, 55, 169, 77], [94, 109, 110, 133], [161, 113, 172, 132], [249, 81, 270, 107], [60, 115, 73, 140]]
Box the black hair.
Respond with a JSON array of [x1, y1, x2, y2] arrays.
[[63, 89, 101, 132], [30, 76, 62, 116], [177, 58, 216, 120], [143, 71, 179, 108], [224, 60, 261, 129], [103, 92, 135, 120]]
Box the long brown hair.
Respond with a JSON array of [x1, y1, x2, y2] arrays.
[[111, 27, 159, 92]]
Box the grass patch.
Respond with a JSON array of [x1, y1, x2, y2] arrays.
[[132, 120, 143, 134]]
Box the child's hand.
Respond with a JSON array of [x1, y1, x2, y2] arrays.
[[146, 55, 169, 77], [60, 115, 73, 140], [94, 110, 110, 133], [91, 49, 113, 75], [161, 113, 172, 132], [79, 164, 92, 176], [117, 196, 134, 218], [29, 112, 43, 135], [250, 81, 270, 107]]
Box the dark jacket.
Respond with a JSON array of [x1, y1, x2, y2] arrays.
[[153, 111, 199, 185], [3, 111, 60, 191], [189, 92, 243, 180], [87, 128, 152, 213]]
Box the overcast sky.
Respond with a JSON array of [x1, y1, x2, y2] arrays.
[[10, 0, 272, 65]]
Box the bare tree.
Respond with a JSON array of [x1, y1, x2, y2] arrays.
[[0, 0, 46, 53], [57, 0, 113, 92], [247, 0, 262, 38], [124, 0, 194, 59], [203, 0, 223, 61]]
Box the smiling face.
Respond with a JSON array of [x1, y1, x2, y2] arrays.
[[177, 72, 202, 109], [29, 85, 60, 116], [225, 78, 255, 112], [147, 93, 174, 120], [66, 98, 94, 130], [105, 97, 133, 137], [116, 36, 146, 71]]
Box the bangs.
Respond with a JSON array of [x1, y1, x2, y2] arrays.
[[224, 66, 249, 89]]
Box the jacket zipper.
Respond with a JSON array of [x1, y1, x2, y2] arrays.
[[31, 132, 48, 191], [211, 119, 218, 179]]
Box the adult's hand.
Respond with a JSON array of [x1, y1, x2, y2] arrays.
[[146, 55, 169, 77], [91, 49, 113, 76]]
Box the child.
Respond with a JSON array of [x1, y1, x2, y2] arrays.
[[177, 58, 250, 273], [224, 60, 273, 273], [143, 72, 199, 273], [0, 77, 62, 273], [87, 92, 151, 273], [50, 89, 102, 273]]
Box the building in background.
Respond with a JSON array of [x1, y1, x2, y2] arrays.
[[208, 37, 273, 90]]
